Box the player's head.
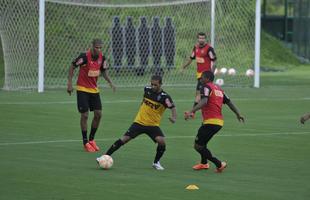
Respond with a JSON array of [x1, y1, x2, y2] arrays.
[[197, 32, 206, 46], [91, 38, 103, 60], [201, 71, 214, 84], [151, 75, 162, 92]]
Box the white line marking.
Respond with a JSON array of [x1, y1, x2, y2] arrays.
[[0, 97, 309, 105], [0, 131, 309, 146]]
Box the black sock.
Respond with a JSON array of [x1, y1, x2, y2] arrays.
[[89, 127, 97, 141], [154, 144, 166, 163], [205, 148, 221, 167], [82, 130, 88, 145], [106, 139, 124, 155], [192, 102, 198, 110]]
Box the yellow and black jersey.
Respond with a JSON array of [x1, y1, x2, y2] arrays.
[[134, 86, 175, 126]]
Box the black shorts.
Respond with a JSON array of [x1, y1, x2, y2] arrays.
[[124, 122, 165, 143], [77, 91, 102, 113], [195, 124, 222, 146], [196, 78, 203, 91]]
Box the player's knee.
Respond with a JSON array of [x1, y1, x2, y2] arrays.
[[81, 112, 89, 121], [94, 111, 102, 120], [194, 143, 204, 151]]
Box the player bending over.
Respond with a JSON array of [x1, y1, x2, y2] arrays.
[[97, 75, 177, 170]]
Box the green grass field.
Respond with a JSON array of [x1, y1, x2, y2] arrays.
[[0, 70, 310, 200]]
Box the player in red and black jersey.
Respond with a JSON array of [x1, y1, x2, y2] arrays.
[[99, 75, 177, 170], [184, 71, 244, 173], [181, 32, 217, 113], [67, 39, 116, 152]]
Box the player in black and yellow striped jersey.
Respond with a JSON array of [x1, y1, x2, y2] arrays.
[[99, 75, 177, 170]]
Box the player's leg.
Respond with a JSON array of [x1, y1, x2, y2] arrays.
[[194, 124, 226, 171], [105, 123, 142, 155], [77, 91, 95, 152], [148, 127, 166, 170], [88, 93, 102, 151]]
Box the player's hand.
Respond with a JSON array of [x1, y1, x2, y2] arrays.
[[179, 67, 185, 74], [169, 117, 176, 124], [67, 84, 73, 96], [184, 111, 194, 120], [300, 114, 310, 124], [237, 114, 245, 123], [109, 83, 116, 92]]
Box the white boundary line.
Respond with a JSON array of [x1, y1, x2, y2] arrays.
[[0, 131, 309, 146], [0, 97, 309, 105]]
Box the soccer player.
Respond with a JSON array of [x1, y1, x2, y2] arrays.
[[67, 38, 116, 152], [180, 32, 216, 115], [300, 112, 310, 124], [98, 75, 177, 170], [184, 71, 244, 172]]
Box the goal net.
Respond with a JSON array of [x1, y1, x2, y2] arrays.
[[0, 0, 256, 90]]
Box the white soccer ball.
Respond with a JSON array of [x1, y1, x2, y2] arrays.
[[228, 68, 236, 76], [98, 155, 113, 169], [215, 78, 224, 86], [220, 67, 227, 75], [246, 69, 254, 77]]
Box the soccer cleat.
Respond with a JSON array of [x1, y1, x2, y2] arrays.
[[84, 142, 96, 152], [192, 163, 210, 170], [96, 157, 101, 165], [215, 161, 227, 173], [89, 140, 100, 151], [152, 162, 165, 170]]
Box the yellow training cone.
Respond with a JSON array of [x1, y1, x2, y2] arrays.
[[186, 185, 199, 190]]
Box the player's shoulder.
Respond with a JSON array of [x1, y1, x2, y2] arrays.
[[160, 90, 172, 99]]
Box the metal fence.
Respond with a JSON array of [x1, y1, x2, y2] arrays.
[[293, 0, 310, 60]]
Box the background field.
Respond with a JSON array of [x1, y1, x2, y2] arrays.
[[0, 69, 310, 200]]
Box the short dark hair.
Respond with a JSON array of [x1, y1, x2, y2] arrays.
[[151, 74, 162, 84], [92, 38, 103, 46], [201, 71, 214, 82], [197, 32, 206, 38]]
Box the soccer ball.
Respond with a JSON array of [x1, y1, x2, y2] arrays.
[[215, 78, 224, 86], [97, 155, 113, 169], [228, 68, 236, 76], [245, 69, 254, 77], [220, 67, 227, 75]]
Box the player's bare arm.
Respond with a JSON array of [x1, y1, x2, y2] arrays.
[[208, 51, 216, 72], [184, 97, 208, 120], [169, 107, 177, 123], [226, 101, 244, 122], [180, 58, 192, 73], [67, 64, 75, 95], [102, 70, 116, 92]]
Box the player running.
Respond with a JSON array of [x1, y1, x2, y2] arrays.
[[184, 71, 244, 172]]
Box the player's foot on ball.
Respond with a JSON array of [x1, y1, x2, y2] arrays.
[[215, 161, 227, 173], [89, 140, 100, 151], [152, 162, 164, 170], [192, 163, 210, 170], [84, 142, 96, 152]]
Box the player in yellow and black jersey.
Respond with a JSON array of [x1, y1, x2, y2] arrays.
[[98, 75, 177, 170]]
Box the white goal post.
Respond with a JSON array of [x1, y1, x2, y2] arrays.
[[0, 0, 260, 91]]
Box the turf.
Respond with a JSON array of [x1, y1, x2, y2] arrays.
[[1, 73, 310, 200]]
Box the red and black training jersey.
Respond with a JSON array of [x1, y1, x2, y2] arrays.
[[200, 82, 230, 126], [134, 86, 175, 126], [190, 43, 216, 79], [72, 50, 107, 93]]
